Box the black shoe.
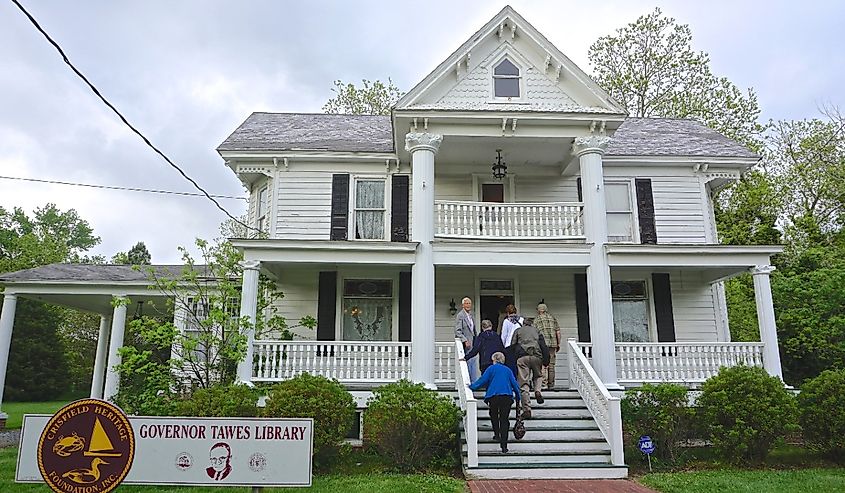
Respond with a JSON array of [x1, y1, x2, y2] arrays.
[[535, 390, 545, 404], [501, 446, 509, 453], [492, 433, 500, 441]]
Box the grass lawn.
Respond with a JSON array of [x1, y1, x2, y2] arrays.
[[2, 402, 68, 430], [0, 445, 464, 492], [640, 468, 845, 493]]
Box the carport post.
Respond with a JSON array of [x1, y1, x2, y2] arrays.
[[103, 296, 129, 401], [90, 315, 111, 399], [0, 292, 18, 421]]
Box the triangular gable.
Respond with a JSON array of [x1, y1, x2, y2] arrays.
[[395, 5, 626, 115]]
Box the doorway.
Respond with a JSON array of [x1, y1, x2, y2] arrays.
[[480, 295, 513, 334], [481, 183, 505, 203]]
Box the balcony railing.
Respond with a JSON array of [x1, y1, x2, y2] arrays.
[[435, 201, 583, 239], [252, 340, 455, 385]]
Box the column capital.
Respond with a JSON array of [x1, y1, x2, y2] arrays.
[[239, 260, 261, 271], [2, 292, 17, 301], [750, 265, 776, 276], [573, 135, 611, 157], [405, 132, 443, 154]]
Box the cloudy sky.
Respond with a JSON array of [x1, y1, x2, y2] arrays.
[[2, 0, 842, 264]]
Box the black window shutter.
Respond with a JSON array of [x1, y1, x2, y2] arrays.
[[330, 174, 350, 240], [635, 178, 657, 244], [576, 177, 583, 202], [652, 273, 676, 342], [391, 175, 410, 242], [399, 271, 411, 342], [317, 271, 337, 341], [574, 273, 590, 342]]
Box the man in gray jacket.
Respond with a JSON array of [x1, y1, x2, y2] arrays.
[[511, 318, 550, 418], [455, 297, 479, 381]]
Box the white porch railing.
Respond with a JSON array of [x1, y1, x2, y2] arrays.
[[252, 340, 455, 385], [577, 342, 766, 383], [567, 338, 624, 466], [454, 338, 478, 468], [435, 200, 584, 239]]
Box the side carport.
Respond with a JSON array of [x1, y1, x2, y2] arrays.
[[0, 264, 182, 425]]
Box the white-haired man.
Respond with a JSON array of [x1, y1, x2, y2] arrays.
[[455, 296, 479, 381]]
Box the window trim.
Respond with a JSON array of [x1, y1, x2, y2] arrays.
[[348, 175, 390, 241], [610, 278, 655, 342], [492, 58, 522, 99], [337, 271, 399, 341], [487, 52, 528, 103], [605, 179, 639, 243], [256, 185, 269, 233]]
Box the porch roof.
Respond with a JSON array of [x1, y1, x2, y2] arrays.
[[606, 244, 783, 282], [232, 239, 418, 273]]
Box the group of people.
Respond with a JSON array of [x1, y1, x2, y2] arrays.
[[456, 297, 561, 453]]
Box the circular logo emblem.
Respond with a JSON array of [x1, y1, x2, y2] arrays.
[[38, 399, 135, 493], [248, 452, 266, 472], [175, 452, 193, 471]]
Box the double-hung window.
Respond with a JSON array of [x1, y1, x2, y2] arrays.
[[606, 181, 634, 242], [493, 58, 521, 98], [353, 178, 387, 240], [611, 281, 650, 342], [341, 279, 393, 341], [256, 186, 269, 234]]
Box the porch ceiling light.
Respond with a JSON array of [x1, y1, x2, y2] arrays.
[[492, 149, 507, 180]]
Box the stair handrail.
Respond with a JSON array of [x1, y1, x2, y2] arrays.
[[454, 338, 479, 468], [567, 338, 624, 465]]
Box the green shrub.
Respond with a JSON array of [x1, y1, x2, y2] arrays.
[[698, 365, 797, 464], [363, 380, 461, 471], [622, 383, 691, 462], [263, 373, 355, 465], [798, 369, 845, 456], [178, 383, 260, 417]]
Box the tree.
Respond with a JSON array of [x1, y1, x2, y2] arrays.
[[0, 204, 100, 401], [112, 241, 152, 265], [323, 79, 403, 115], [588, 8, 764, 150]]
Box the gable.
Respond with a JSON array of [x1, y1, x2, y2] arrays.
[[396, 6, 625, 115]]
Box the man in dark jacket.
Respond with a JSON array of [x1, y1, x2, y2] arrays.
[[512, 318, 550, 418], [462, 319, 506, 374]]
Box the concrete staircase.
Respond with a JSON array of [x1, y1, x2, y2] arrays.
[[461, 389, 628, 479]]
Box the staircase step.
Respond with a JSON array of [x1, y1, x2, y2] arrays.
[[475, 400, 587, 410], [464, 463, 628, 480], [477, 453, 611, 465], [468, 429, 604, 441], [468, 439, 609, 454], [476, 418, 597, 429]]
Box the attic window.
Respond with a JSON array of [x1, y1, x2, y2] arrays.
[[493, 58, 520, 98]]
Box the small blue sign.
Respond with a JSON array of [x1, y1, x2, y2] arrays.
[[638, 435, 655, 455]]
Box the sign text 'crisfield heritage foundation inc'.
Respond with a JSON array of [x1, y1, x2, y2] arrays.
[[17, 415, 313, 488]]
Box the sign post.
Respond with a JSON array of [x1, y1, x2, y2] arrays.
[[638, 435, 655, 472]]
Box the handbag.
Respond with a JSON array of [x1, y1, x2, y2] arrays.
[[512, 413, 526, 440]]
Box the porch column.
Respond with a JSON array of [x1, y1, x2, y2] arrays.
[[90, 315, 111, 399], [573, 135, 618, 388], [103, 296, 128, 401], [0, 292, 18, 421], [751, 265, 783, 379], [236, 260, 261, 384], [406, 132, 443, 389]]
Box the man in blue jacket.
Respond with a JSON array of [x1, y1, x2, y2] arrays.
[[469, 352, 521, 453]]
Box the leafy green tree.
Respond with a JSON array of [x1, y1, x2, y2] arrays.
[[323, 78, 403, 115], [0, 204, 100, 401], [112, 241, 151, 265], [588, 8, 764, 150]]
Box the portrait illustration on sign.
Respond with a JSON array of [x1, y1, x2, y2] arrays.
[[206, 442, 233, 481], [37, 399, 135, 493]]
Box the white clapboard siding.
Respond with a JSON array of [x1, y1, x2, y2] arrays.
[[434, 268, 476, 342], [670, 270, 719, 341], [434, 175, 474, 201], [276, 172, 333, 240], [513, 176, 580, 203], [651, 176, 707, 244], [268, 268, 319, 340]]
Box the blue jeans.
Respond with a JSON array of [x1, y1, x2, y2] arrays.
[[467, 354, 481, 382]]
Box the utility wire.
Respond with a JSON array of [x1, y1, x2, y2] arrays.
[[10, 0, 256, 231], [0, 175, 247, 200]]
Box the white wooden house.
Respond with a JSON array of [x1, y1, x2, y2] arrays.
[[0, 5, 783, 480]]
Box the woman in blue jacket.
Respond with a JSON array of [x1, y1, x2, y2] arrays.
[[462, 319, 506, 374], [469, 352, 521, 453]]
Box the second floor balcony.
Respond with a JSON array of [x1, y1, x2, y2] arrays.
[[435, 200, 584, 240]]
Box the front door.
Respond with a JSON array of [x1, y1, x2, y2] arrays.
[[480, 295, 513, 335], [481, 183, 505, 203]]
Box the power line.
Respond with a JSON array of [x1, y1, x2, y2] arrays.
[[10, 0, 256, 232], [0, 175, 247, 200]]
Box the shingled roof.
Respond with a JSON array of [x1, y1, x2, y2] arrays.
[[0, 264, 208, 283], [218, 113, 757, 159]]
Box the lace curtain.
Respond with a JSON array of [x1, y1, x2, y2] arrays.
[[355, 180, 385, 239], [342, 298, 392, 341]]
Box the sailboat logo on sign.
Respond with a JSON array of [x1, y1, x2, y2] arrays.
[[37, 399, 135, 493]]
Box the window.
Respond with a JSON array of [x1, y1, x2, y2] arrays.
[[353, 179, 387, 240], [606, 181, 634, 242], [256, 186, 269, 233], [493, 58, 520, 98], [342, 279, 392, 341], [611, 281, 650, 342]]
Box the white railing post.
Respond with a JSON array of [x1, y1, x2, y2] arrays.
[[453, 339, 478, 468], [432, 201, 584, 240]]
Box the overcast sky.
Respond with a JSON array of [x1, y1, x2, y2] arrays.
[[2, 1, 843, 264]]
